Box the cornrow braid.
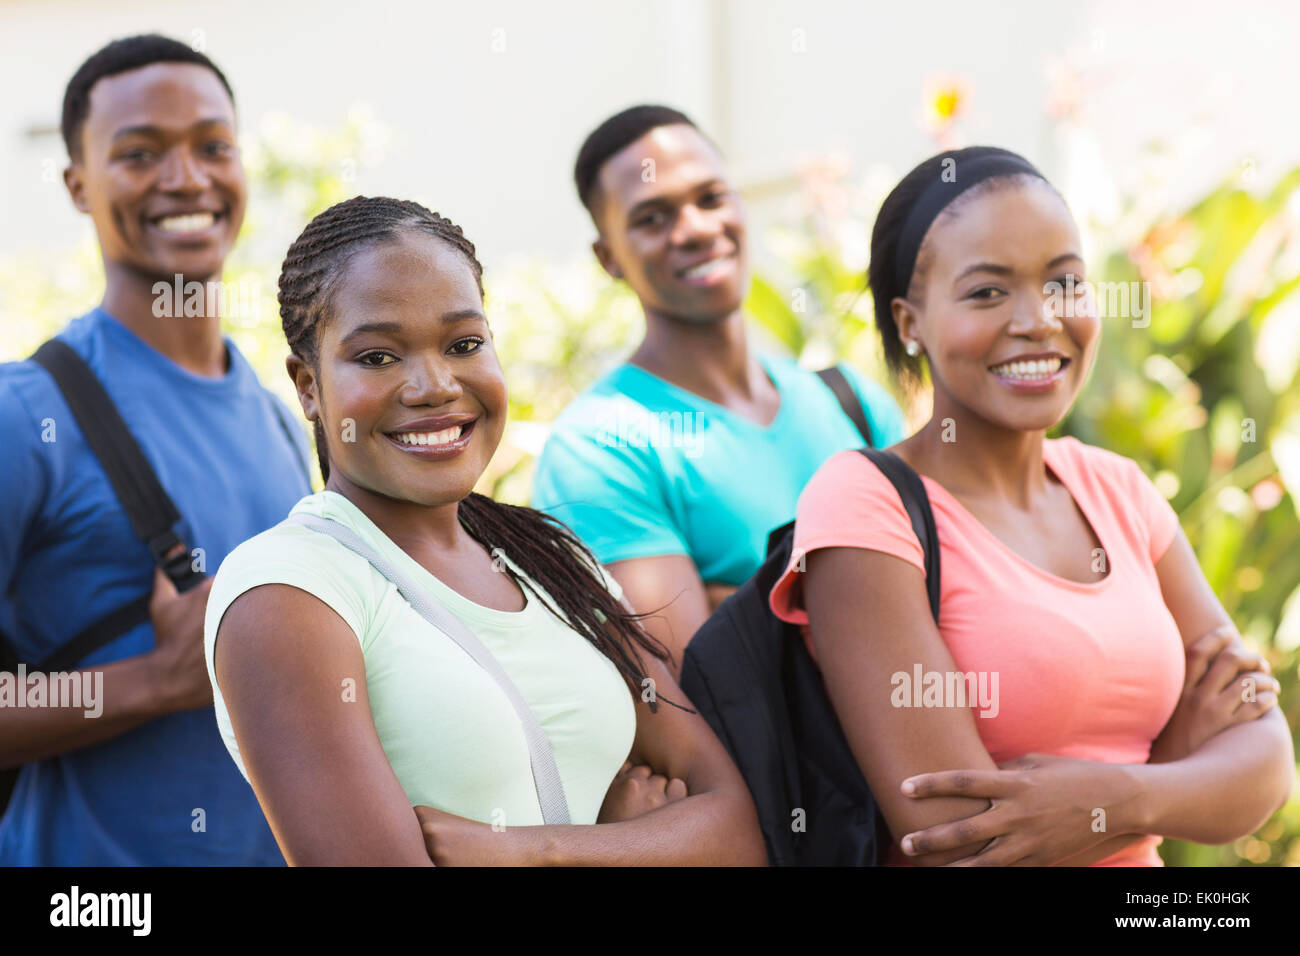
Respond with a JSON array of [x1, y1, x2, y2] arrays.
[[277, 196, 678, 704]]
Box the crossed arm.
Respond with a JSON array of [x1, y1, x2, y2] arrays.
[[214, 582, 764, 866], [802, 528, 1293, 867]]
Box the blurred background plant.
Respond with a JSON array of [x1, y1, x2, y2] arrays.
[[3, 79, 1297, 866]]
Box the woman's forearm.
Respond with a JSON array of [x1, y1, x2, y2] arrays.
[[511, 789, 766, 866], [1124, 709, 1293, 845]]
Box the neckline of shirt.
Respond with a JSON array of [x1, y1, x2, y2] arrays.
[[92, 307, 249, 392], [616, 352, 794, 434], [915, 438, 1116, 593], [305, 489, 544, 628]]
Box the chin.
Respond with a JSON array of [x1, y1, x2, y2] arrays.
[[987, 408, 1069, 434], [674, 299, 740, 325], [146, 258, 225, 284]]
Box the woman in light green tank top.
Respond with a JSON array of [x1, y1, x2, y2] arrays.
[[205, 197, 765, 865]]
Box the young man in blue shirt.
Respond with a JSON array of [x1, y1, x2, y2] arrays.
[[532, 105, 908, 675], [0, 35, 310, 864]]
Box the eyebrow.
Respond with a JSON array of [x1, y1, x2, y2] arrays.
[[626, 178, 726, 221], [338, 311, 486, 344], [110, 118, 234, 143], [952, 252, 1083, 285]]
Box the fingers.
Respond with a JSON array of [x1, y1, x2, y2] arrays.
[[900, 812, 1000, 857], [1184, 627, 1235, 689], [666, 777, 688, 801], [1201, 646, 1249, 696], [150, 565, 213, 605], [901, 768, 1012, 800], [150, 564, 179, 602], [1230, 676, 1280, 720]]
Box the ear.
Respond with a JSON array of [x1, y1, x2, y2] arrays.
[[891, 296, 923, 355], [592, 236, 623, 281], [285, 354, 320, 421], [63, 164, 90, 214]]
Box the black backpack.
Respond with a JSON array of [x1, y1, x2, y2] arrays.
[[679, 447, 940, 865], [0, 339, 309, 815]]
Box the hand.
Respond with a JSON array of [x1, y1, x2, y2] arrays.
[[414, 805, 527, 866], [597, 761, 688, 823], [146, 562, 215, 712], [1150, 625, 1279, 763], [897, 753, 1145, 866]]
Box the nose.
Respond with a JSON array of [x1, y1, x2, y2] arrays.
[[157, 145, 209, 194], [669, 202, 724, 248], [1010, 286, 1066, 339], [399, 352, 464, 408]]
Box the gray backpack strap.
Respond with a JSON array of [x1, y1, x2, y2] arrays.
[[286, 512, 571, 825]]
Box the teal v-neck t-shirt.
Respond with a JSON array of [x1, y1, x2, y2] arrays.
[[531, 354, 908, 585]]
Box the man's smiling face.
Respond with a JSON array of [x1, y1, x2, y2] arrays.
[[65, 61, 246, 283], [590, 124, 749, 324]]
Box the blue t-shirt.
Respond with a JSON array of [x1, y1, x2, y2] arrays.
[[531, 353, 909, 586], [0, 307, 311, 865]]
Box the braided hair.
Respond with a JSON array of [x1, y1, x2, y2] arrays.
[[278, 196, 676, 701]]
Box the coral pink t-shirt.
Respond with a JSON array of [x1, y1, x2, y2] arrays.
[[769, 437, 1186, 867]]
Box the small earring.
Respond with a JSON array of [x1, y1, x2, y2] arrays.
[[905, 340, 921, 357]]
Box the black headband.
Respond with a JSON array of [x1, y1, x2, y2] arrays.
[[892, 151, 1046, 297]]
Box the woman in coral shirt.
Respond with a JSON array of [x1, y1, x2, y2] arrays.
[[770, 147, 1293, 866]]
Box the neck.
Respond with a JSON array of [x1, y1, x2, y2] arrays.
[[101, 260, 228, 378], [327, 470, 470, 555], [911, 390, 1050, 508], [630, 306, 765, 401]]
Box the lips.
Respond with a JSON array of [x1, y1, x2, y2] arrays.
[[989, 355, 1069, 380], [146, 208, 227, 239], [676, 250, 737, 285], [988, 353, 1072, 394], [390, 424, 465, 446], [383, 416, 478, 458]]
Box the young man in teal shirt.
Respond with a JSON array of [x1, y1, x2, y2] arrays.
[[532, 105, 908, 674]]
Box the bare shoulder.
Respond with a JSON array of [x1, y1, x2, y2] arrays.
[[215, 583, 363, 682]]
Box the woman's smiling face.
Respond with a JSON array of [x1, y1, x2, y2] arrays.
[[898, 178, 1101, 433], [303, 229, 507, 506]]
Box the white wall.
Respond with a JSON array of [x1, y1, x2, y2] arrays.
[[2, 0, 1297, 277]]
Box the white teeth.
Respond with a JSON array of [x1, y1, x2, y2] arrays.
[[392, 425, 464, 447], [991, 357, 1063, 379], [157, 212, 216, 233], [682, 256, 731, 280]]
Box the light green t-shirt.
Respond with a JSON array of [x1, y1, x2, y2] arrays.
[[203, 490, 637, 827]]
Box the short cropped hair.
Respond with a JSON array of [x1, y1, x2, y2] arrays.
[[573, 104, 699, 213], [62, 34, 235, 162]]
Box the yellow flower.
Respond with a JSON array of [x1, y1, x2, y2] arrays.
[[922, 75, 968, 132]]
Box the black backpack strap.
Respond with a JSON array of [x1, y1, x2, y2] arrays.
[[857, 448, 941, 620], [816, 365, 874, 447], [31, 340, 201, 590], [0, 340, 205, 672]]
